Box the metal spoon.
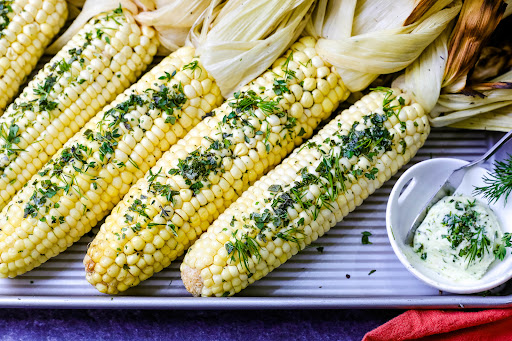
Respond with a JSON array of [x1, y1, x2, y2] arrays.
[[405, 129, 512, 245]]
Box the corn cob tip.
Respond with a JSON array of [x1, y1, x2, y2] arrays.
[[181, 265, 203, 297], [83, 254, 111, 294]]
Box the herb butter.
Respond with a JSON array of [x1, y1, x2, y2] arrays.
[[413, 195, 502, 281]]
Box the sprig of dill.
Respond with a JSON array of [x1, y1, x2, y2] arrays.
[[473, 154, 512, 205]]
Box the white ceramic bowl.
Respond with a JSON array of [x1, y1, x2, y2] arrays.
[[386, 158, 512, 294]]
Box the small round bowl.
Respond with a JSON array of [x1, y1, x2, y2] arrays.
[[386, 158, 512, 294]]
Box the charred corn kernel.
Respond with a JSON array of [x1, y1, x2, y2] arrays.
[[0, 0, 67, 112], [85, 36, 351, 294], [0, 47, 224, 278], [181, 89, 430, 297], [0, 7, 158, 211]]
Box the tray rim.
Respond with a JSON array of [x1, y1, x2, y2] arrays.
[[1, 295, 511, 309]]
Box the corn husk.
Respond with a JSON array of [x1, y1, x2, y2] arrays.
[[312, 0, 460, 92], [505, 0, 512, 18], [66, 0, 85, 20], [449, 105, 512, 131], [46, 0, 211, 54], [429, 71, 512, 127], [442, 0, 507, 91], [136, 0, 211, 54], [422, 0, 512, 130], [188, 0, 315, 97]]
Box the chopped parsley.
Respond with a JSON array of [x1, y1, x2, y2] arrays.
[[361, 231, 372, 245]]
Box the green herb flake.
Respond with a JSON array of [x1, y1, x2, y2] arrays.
[[361, 231, 372, 245]]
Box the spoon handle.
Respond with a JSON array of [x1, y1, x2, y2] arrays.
[[465, 130, 512, 168]]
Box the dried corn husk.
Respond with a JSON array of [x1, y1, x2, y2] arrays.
[[505, 0, 512, 18], [423, 0, 512, 130], [442, 0, 507, 91], [188, 0, 315, 97], [66, 0, 85, 20], [312, 0, 460, 92], [430, 71, 512, 127]]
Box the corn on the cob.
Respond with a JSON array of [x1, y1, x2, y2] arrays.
[[181, 88, 430, 297], [0, 0, 67, 112], [84, 36, 350, 294], [0, 0, 320, 277], [0, 47, 223, 278], [0, 6, 158, 210]]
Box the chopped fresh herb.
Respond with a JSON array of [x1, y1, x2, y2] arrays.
[[364, 168, 379, 180], [361, 231, 372, 245], [0, 122, 22, 158], [0, 1, 13, 36], [33, 75, 59, 112], [183, 60, 201, 76], [146, 84, 187, 124], [280, 52, 296, 81], [399, 140, 407, 155], [225, 231, 261, 273], [441, 202, 494, 264], [368, 269, 376, 276], [158, 70, 176, 82], [272, 79, 290, 96], [495, 233, 512, 261], [128, 198, 149, 219], [168, 148, 221, 194], [268, 184, 282, 193]]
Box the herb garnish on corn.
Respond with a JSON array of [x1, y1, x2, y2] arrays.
[[181, 88, 430, 296], [84, 37, 350, 294], [0, 0, 67, 112], [0, 0, 316, 278], [0, 50, 221, 278], [0, 6, 158, 210]]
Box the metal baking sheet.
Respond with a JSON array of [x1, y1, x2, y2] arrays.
[[1, 127, 511, 309]]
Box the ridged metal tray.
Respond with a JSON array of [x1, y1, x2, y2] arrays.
[[1, 126, 510, 309]]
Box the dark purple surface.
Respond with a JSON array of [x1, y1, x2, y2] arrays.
[[0, 309, 402, 340]]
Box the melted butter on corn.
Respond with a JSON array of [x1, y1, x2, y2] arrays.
[[180, 88, 430, 297], [84, 36, 350, 294], [0, 6, 158, 210], [0, 46, 223, 278]]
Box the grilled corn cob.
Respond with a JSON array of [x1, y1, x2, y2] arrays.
[[0, 47, 223, 278], [181, 89, 430, 297], [0, 6, 158, 210], [0, 0, 67, 112], [85, 36, 350, 294]]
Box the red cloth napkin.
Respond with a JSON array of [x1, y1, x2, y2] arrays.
[[363, 309, 512, 341]]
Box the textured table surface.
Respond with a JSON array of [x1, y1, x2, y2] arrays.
[[0, 308, 401, 340]]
